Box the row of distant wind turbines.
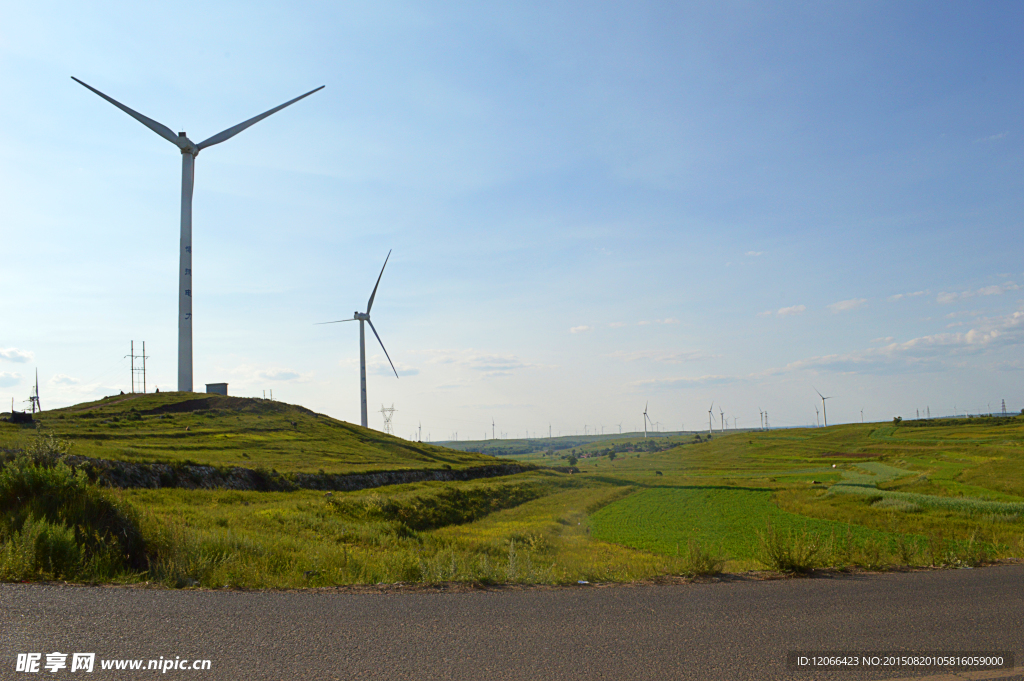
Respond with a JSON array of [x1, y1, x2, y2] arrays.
[[640, 388, 841, 439], [72, 78, 397, 428]]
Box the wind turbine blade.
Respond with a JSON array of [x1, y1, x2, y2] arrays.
[[367, 320, 399, 378], [314, 318, 357, 325], [814, 387, 824, 399], [196, 86, 324, 150], [71, 77, 186, 149], [366, 250, 391, 314]]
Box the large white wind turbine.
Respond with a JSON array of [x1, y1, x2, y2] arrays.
[[643, 402, 652, 438], [815, 388, 832, 427], [317, 251, 399, 428], [72, 78, 324, 392]]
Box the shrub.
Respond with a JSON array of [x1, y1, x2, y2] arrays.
[[678, 539, 724, 577], [754, 520, 819, 573], [0, 456, 145, 581]]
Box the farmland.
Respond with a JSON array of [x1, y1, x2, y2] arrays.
[[2, 394, 1024, 587]]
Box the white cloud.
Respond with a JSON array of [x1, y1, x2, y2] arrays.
[[871, 336, 894, 343], [888, 290, 927, 302], [637, 321, 651, 326], [758, 311, 1024, 376], [610, 349, 720, 364], [746, 251, 763, 257], [231, 364, 312, 384], [975, 131, 1008, 143], [656, 318, 680, 325], [827, 298, 867, 314], [367, 356, 419, 377], [50, 374, 79, 386], [425, 349, 541, 378], [569, 325, 592, 334], [608, 322, 627, 328], [759, 305, 807, 318], [0, 348, 33, 363], [0, 371, 22, 388], [937, 282, 1019, 304], [256, 368, 301, 381], [633, 374, 737, 388]]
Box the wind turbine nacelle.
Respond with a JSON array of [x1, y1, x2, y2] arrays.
[[354, 312, 369, 321]]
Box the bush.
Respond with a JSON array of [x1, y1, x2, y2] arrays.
[[0, 456, 145, 581], [678, 539, 724, 577], [754, 520, 819, 573]]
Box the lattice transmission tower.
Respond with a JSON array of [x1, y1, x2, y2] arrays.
[[380, 404, 396, 435]]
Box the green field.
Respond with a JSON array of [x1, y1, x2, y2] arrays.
[[3, 395, 1024, 587]]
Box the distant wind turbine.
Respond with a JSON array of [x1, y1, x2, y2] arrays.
[[72, 77, 323, 392], [643, 402, 653, 438], [708, 402, 714, 435], [815, 405, 820, 428], [815, 388, 832, 427], [317, 251, 399, 428], [720, 408, 725, 432]]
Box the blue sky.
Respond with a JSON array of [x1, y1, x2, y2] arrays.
[[1, 1, 1022, 438]]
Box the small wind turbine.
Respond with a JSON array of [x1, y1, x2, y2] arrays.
[[815, 388, 832, 427], [861, 408, 864, 423], [719, 408, 724, 432], [73, 77, 323, 392], [317, 251, 398, 428], [815, 405, 819, 428], [27, 369, 41, 414], [759, 408, 764, 430], [643, 402, 653, 438], [707, 402, 714, 435]]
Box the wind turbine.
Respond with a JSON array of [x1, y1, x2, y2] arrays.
[[27, 369, 41, 414], [815, 405, 820, 428], [317, 251, 398, 428], [759, 408, 764, 430], [643, 402, 653, 438], [72, 77, 323, 392], [719, 408, 725, 432], [815, 388, 832, 427], [707, 402, 714, 435]]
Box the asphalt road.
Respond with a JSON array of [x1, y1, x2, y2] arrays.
[[1, 566, 1022, 680]]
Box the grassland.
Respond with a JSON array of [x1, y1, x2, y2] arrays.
[[3, 395, 1024, 587]]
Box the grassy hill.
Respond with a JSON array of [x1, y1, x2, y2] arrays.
[[3, 406, 1024, 588], [0, 392, 498, 474]]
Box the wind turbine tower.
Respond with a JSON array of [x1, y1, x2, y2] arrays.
[[815, 389, 832, 427], [815, 405, 819, 428], [707, 402, 714, 435], [719, 408, 724, 432], [28, 369, 41, 414], [318, 251, 399, 428], [642, 402, 652, 438], [73, 78, 323, 392]]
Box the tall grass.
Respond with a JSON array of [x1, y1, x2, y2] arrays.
[[0, 444, 144, 581]]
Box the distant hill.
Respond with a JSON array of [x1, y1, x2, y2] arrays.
[[1, 392, 499, 474]]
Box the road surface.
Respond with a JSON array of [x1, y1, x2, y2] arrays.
[[1, 565, 1022, 680]]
